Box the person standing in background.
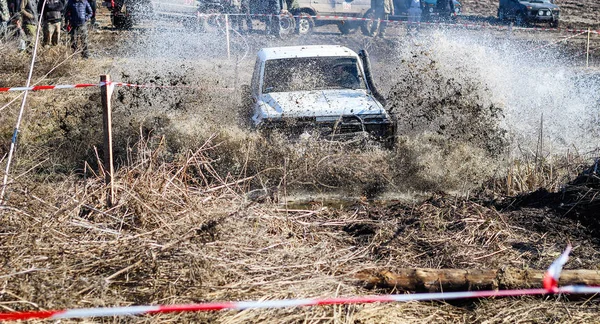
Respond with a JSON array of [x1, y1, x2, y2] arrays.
[[436, 0, 454, 20], [370, 0, 393, 37], [65, 0, 92, 58], [38, 0, 64, 46], [407, 0, 421, 32], [239, 0, 252, 33], [88, 0, 96, 28], [264, 0, 280, 37], [19, 0, 37, 49]]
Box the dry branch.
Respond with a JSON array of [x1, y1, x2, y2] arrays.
[[356, 268, 600, 292]]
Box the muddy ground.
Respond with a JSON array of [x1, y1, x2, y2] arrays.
[[1, 3, 600, 323]]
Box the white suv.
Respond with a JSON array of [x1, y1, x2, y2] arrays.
[[247, 45, 395, 145], [293, 0, 372, 35]]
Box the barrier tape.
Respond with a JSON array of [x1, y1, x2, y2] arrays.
[[1, 246, 599, 322], [192, 12, 600, 35], [0, 82, 235, 93], [513, 31, 587, 56]]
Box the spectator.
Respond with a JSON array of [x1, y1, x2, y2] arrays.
[[19, 0, 37, 48], [7, 0, 19, 17], [6, 0, 26, 49], [88, 0, 96, 28], [38, 0, 64, 46], [369, 0, 393, 37], [407, 0, 421, 32], [264, 0, 280, 36], [227, 0, 242, 33], [239, 0, 252, 33], [65, 0, 92, 58], [436, 0, 454, 20]]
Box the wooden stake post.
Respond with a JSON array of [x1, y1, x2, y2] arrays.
[[101, 75, 115, 207], [587, 28, 591, 68], [225, 14, 231, 60]]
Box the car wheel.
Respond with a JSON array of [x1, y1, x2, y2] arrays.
[[551, 19, 559, 28], [337, 20, 357, 35], [296, 12, 314, 35], [279, 12, 296, 36], [360, 8, 376, 36]]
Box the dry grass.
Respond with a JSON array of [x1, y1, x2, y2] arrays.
[[2, 133, 600, 323], [1, 24, 600, 323]]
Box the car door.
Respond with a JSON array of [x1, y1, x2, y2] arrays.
[[311, 0, 336, 15], [334, 0, 369, 16]]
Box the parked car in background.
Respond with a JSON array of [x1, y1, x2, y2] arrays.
[[293, 0, 371, 35], [498, 0, 559, 27]]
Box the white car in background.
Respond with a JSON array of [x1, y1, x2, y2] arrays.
[[293, 0, 372, 35]]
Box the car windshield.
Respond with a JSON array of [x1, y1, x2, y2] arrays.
[[262, 57, 366, 93]]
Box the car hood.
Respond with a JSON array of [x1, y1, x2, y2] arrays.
[[259, 89, 385, 119], [519, 1, 559, 9]]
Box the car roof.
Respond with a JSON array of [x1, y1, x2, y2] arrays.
[[258, 45, 359, 61]]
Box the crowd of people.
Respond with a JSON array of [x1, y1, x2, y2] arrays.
[[0, 0, 96, 58], [0, 0, 459, 56]]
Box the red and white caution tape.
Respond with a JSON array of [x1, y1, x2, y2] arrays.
[[543, 244, 572, 291], [0, 289, 558, 321], [513, 31, 587, 56], [1, 246, 599, 322], [0, 83, 100, 92], [0, 82, 234, 93]]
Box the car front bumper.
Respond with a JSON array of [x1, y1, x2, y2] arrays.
[[258, 115, 396, 141]]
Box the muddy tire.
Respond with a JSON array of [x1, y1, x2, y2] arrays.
[[296, 13, 314, 35], [279, 12, 296, 36], [360, 9, 376, 36], [551, 19, 559, 28], [337, 20, 358, 35]]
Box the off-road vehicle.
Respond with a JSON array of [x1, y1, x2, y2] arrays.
[[245, 45, 395, 146], [498, 0, 559, 27]]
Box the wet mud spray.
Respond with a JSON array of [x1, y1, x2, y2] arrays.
[[106, 26, 599, 197]]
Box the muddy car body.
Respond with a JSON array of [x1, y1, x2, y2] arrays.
[[248, 45, 395, 144], [498, 0, 559, 27]]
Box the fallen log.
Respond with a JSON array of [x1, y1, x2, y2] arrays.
[[356, 268, 600, 292]]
